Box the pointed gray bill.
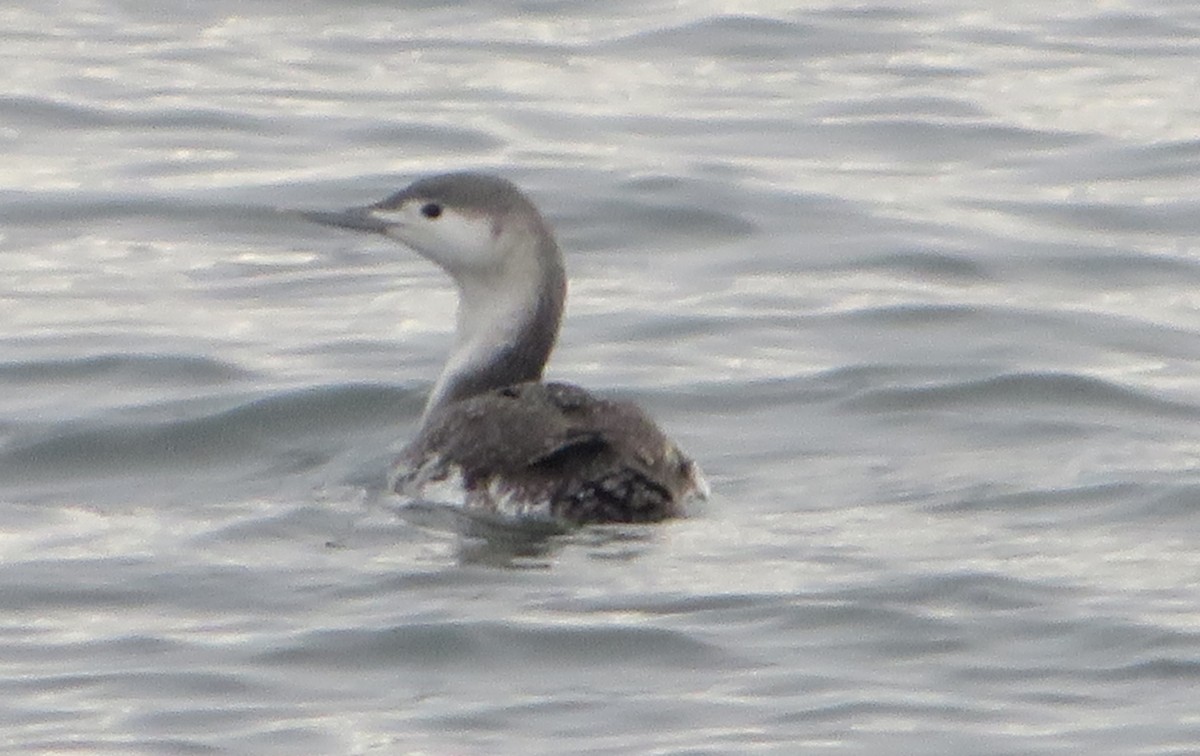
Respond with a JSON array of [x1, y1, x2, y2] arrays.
[[301, 207, 391, 234]]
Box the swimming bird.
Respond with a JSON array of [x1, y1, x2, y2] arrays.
[[304, 172, 706, 524]]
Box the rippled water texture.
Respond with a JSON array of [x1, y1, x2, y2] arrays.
[[3, 1, 1200, 753]]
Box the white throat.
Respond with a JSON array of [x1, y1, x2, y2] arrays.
[[420, 239, 558, 421]]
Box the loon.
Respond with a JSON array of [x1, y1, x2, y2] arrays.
[[304, 172, 707, 524]]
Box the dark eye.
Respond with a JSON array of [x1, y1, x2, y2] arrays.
[[420, 202, 442, 219]]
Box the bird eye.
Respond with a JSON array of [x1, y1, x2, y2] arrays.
[[420, 202, 442, 219]]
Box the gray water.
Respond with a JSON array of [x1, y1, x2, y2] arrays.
[[3, 1, 1200, 753]]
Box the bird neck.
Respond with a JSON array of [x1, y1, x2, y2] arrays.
[[422, 241, 566, 422]]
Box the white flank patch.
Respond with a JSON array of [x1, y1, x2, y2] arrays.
[[688, 462, 712, 502], [399, 464, 471, 510], [391, 459, 556, 525]]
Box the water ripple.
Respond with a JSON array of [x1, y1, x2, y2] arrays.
[[842, 371, 1200, 417], [257, 621, 728, 670]]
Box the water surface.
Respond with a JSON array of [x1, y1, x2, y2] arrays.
[[3, 1, 1200, 753]]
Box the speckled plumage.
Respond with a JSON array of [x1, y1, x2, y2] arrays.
[[393, 382, 704, 523]]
